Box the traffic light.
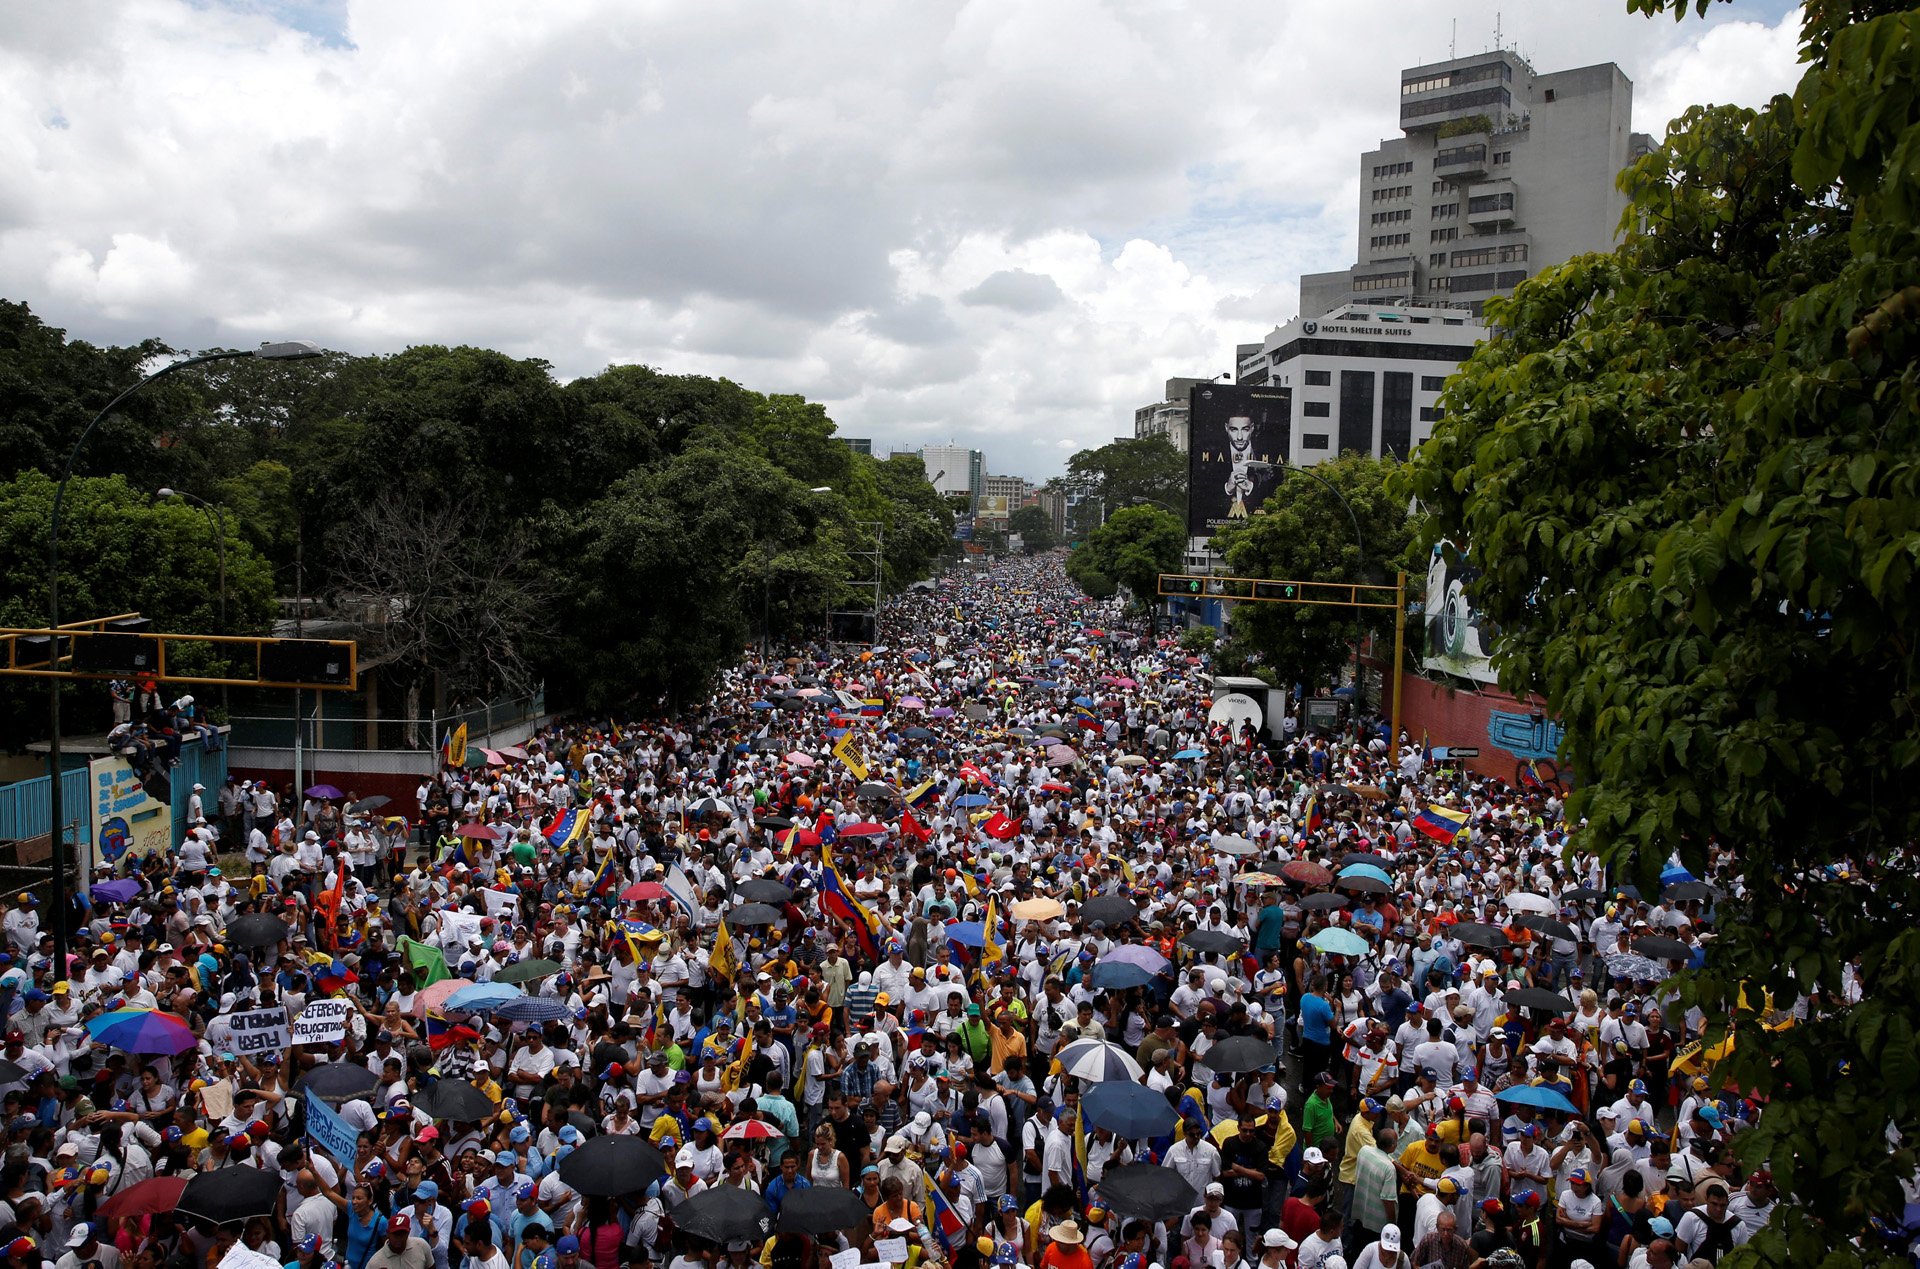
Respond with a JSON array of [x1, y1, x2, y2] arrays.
[[1253, 581, 1300, 601], [1159, 574, 1204, 597]]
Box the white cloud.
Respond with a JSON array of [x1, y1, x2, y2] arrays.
[[0, 0, 1805, 480]]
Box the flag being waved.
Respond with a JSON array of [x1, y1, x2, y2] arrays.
[[1413, 803, 1469, 843]]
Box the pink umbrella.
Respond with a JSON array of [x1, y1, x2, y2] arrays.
[[415, 978, 475, 1018], [499, 746, 529, 760], [769, 675, 792, 685], [898, 696, 926, 710], [797, 687, 825, 697], [480, 748, 507, 766], [721, 1120, 781, 1141], [787, 753, 816, 767], [1046, 744, 1078, 766], [457, 822, 501, 840]]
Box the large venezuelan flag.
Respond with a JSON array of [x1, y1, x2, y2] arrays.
[[819, 847, 883, 962], [1413, 804, 1469, 843]]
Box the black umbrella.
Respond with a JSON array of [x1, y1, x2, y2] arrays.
[[674, 1186, 776, 1242], [1200, 1034, 1276, 1074], [1297, 893, 1348, 911], [735, 880, 794, 904], [755, 815, 795, 831], [1562, 887, 1608, 903], [494, 958, 562, 984], [293, 1061, 379, 1106], [1095, 1163, 1199, 1221], [777, 1185, 872, 1234], [413, 1078, 497, 1122], [348, 795, 391, 813], [1633, 936, 1692, 961], [555, 1133, 667, 1197], [1518, 915, 1578, 942], [1080, 897, 1139, 927], [858, 782, 901, 801], [226, 913, 290, 948], [1451, 922, 1512, 950], [1339, 875, 1390, 894], [0, 1060, 24, 1085], [1663, 881, 1718, 902], [776, 698, 807, 712], [177, 1166, 281, 1225], [1179, 930, 1246, 956], [901, 727, 935, 739], [1504, 987, 1576, 1013], [1341, 852, 1393, 868], [725, 902, 783, 927], [753, 739, 784, 753]]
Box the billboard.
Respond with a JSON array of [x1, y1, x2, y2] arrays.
[[1424, 543, 1498, 684], [1187, 384, 1292, 535], [977, 495, 1010, 520], [89, 754, 170, 872]]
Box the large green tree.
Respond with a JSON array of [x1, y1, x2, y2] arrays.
[[1060, 434, 1188, 525], [1216, 452, 1413, 694], [1066, 505, 1183, 608], [1398, 3, 1920, 1263], [1008, 504, 1056, 554]]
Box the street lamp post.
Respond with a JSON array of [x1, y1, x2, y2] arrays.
[[46, 341, 323, 976]]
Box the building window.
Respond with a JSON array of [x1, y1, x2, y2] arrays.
[[1451, 247, 1497, 268], [1431, 203, 1459, 219], [1497, 269, 1530, 288], [1400, 85, 1511, 119], [1300, 433, 1331, 450], [1430, 227, 1459, 243], [1369, 233, 1411, 249], [1419, 406, 1446, 422], [1434, 145, 1488, 169], [1354, 271, 1411, 292], [1543, 89, 1557, 103], [1445, 272, 1498, 292], [1370, 161, 1414, 177], [1429, 252, 1446, 265], [1304, 370, 1331, 386], [1493, 151, 1512, 164], [1455, 61, 1512, 85], [1302, 401, 1331, 417], [1420, 375, 1447, 391], [1371, 185, 1413, 202], [1369, 209, 1412, 225], [1467, 192, 1514, 214], [1402, 74, 1451, 95], [1498, 243, 1527, 262]]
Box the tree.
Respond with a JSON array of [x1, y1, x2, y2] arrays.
[[1397, 4, 1920, 1262], [1215, 453, 1413, 695], [1008, 505, 1056, 554], [1061, 434, 1188, 525], [1066, 505, 1183, 609], [870, 453, 955, 585]]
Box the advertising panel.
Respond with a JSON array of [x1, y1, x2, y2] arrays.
[[1187, 383, 1293, 536], [976, 495, 1010, 520], [1423, 543, 1499, 684], [89, 755, 170, 873]]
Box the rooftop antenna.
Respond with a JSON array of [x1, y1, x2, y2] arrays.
[[1451, 18, 1456, 60], [1495, 11, 1502, 50]]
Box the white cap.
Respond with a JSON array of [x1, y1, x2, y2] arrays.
[[1261, 1230, 1295, 1249], [192, 783, 205, 791], [1379, 1225, 1400, 1253], [1204, 1182, 1225, 1197]]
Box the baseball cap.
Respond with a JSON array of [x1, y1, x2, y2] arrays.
[[65, 1226, 91, 1249], [1204, 1182, 1225, 1197], [415, 1182, 440, 1200], [465, 1198, 490, 1219], [1379, 1226, 1401, 1253], [556, 1237, 580, 1255], [1302, 1147, 1326, 1165], [495, 1150, 517, 1166], [1647, 1216, 1674, 1237], [1261, 1230, 1295, 1249], [389, 1215, 412, 1234]]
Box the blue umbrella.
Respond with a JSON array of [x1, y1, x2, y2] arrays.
[[495, 996, 572, 1023], [1339, 863, 1394, 885], [1495, 1084, 1581, 1115], [1033, 680, 1058, 689], [1307, 928, 1370, 957], [909, 651, 929, 661], [1073, 696, 1095, 706], [944, 921, 986, 948], [955, 793, 990, 807], [444, 982, 525, 1013], [1660, 865, 1695, 885], [1173, 748, 1206, 759], [1090, 961, 1156, 990], [1049, 659, 1066, 666], [750, 701, 774, 709], [1082, 1080, 1178, 1139]]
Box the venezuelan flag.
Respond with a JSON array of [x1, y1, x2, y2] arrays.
[[819, 847, 883, 962], [904, 779, 937, 809], [544, 807, 587, 850], [1413, 804, 1470, 843], [926, 1176, 966, 1254], [1303, 793, 1323, 834]]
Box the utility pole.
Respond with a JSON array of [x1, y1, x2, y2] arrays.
[[294, 520, 303, 799]]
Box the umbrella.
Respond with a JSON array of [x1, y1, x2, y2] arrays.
[[96, 1175, 188, 1219], [1054, 1040, 1144, 1082], [1518, 916, 1578, 942], [414, 978, 475, 1019], [1495, 1084, 1581, 1115], [735, 879, 794, 904], [857, 783, 900, 801], [456, 822, 500, 841], [1117, 755, 1148, 767], [1011, 898, 1064, 920], [776, 699, 805, 712], [493, 958, 562, 985], [1201, 1035, 1279, 1074], [1211, 836, 1258, 857], [1338, 864, 1393, 885], [1660, 865, 1696, 885], [721, 1119, 782, 1141], [1451, 922, 1512, 950], [1633, 936, 1693, 961], [494, 996, 572, 1023], [1046, 745, 1078, 766], [945, 921, 986, 948], [777, 1186, 872, 1235], [1179, 930, 1246, 956], [1307, 928, 1369, 957], [689, 797, 729, 818], [1562, 887, 1608, 903], [1504, 987, 1575, 1013], [177, 1166, 280, 1225], [1503, 892, 1555, 914], [754, 816, 794, 832], [725, 903, 784, 927], [622, 882, 669, 901], [1663, 881, 1719, 902], [1341, 852, 1394, 868], [1605, 953, 1670, 982], [1081, 897, 1140, 928], [556, 1133, 669, 1197], [1090, 961, 1157, 990], [0, 1060, 24, 1084], [85, 1010, 194, 1054], [1234, 872, 1285, 888], [304, 784, 344, 800], [1103, 945, 1167, 974], [786, 753, 816, 767], [901, 727, 934, 739], [294, 1061, 380, 1106], [226, 911, 291, 948], [1081, 1081, 1178, 1139], [1282, 861, 1333, 886], [413, 1078, 498, 1122], [348, 795, 391, 813], [443, 982, 524, 1013], [674, 1186, 776, 1242], [930, 707, 955, 717], [499, 746, 529, 760], [1297, 893, 1348, 911], [1172, 748, 1206, 760], [898, 696, 926, 710], [1096, 1163, 1199, 1222], [89, 878, 142, 904], [955, 794, 991, 808], [835, 823, 888, 838]]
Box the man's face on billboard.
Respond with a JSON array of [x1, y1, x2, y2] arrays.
[[1226, 416, 1255, 451]]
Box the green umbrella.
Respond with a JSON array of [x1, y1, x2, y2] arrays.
[[493, 958, 561, 984]]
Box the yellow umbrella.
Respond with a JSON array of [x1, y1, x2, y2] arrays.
[[1011, 898, 1065, 920]]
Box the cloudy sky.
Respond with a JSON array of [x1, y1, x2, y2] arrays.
[[1, 0, 1804, 481]]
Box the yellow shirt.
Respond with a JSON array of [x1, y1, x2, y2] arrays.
[[1397, 1139, 1444, 1195], [1338, 1114, 1376, 1185]]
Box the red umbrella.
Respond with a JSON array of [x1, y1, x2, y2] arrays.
[[457, 823, 500, 840], [1041, 782, 1073, 793], [836, 823, 888, 837], [720, 1120, 781, 1141], [96, 1175, 187, 1219], [622, 882, 668, 901], [1282, 860, 1333, 886], [790, 830, 822, 847]]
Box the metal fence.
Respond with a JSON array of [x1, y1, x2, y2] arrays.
[[226, 691, 546, 753], [0, 735, 227, 857]]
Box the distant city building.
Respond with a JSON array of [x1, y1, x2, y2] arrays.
[[917, 445, 983, 502], [1299, 49, 1654, 318], [1034, 489, 1068, 539], [838, 437, 873, 455], [1133, 376, 1215, 453]]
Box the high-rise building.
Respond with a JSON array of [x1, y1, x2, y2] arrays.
[[837, 437, 873, 455], [917, 445, 983, 501], [1300, 49, 1654, 318], [1034, 489, 1068, 540], [1133, 376, 1216, 453], [979, 473, 1028, 527]]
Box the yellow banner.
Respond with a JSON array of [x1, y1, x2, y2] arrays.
[[709, 918, 742, 984], [446, 722, 467, 768], [831, 732, 869, 781]]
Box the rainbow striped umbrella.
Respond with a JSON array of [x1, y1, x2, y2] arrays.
[[85, 1009, 195, 1054]]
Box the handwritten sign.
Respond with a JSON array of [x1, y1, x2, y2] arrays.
[[831, 1251, 862, 1269], [227, 1006, 289, 1055], [305, 1088, 361, 1164], [873, 1239, 909, 1264], [220, 1245, 285, 1269], [292, 998, 353, 1045]]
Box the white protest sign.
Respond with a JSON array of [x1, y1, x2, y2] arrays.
[[830, 1250, 861, 1269], [291, 998, 353, 1045], [226, 1006, 289, 1055], [220, 1247, 283, 1269], [480, 888, 518, 921], [873, 1240, 909, 1264]]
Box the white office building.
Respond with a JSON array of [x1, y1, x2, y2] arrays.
[[916, 445, 983, 500]]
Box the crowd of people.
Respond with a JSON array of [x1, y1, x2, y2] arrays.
[[4, 552, 1787, 1269]]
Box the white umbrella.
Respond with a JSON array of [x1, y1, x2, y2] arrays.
[[1504, 892, 1555, 914], [1054, 1040, 1144, 1083]]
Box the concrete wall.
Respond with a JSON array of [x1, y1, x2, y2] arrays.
[[1398, 674, 1568, 786], [1527, 63, 1634, 269]]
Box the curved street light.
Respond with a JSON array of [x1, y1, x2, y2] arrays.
[[45, 341, 325, 972]]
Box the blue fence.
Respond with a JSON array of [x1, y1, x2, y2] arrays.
[[0, 735, 227, 857]]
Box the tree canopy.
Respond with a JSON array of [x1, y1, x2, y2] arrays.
[[1058, 434, 1188, 527], [1007, 504, 1056, 554], [1397, 2, 1920, 1262], [1065, 505, 1184, 607]]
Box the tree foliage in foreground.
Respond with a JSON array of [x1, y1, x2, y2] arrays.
[[1066, 504, 1183, 609], [1399, 3, 1920, 1262]]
